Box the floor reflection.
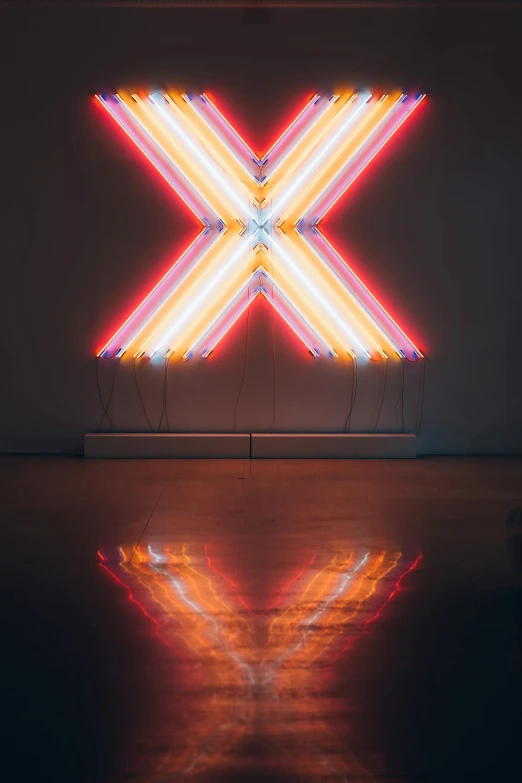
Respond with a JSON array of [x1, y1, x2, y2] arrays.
[[98, 543, 421, 782]]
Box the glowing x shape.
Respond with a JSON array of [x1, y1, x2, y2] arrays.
[[96, 89, 425, 361]]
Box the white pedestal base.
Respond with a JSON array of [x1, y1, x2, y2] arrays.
[[84, 433, 416, 459], [84, 433, 250, 459], [251, 433, 416, 459]]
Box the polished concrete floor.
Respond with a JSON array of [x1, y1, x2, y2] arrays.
[[1, 456, 522, 782]]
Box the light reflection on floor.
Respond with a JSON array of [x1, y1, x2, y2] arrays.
[[98, 542, 421, 782], [4, 457, 522, 782]]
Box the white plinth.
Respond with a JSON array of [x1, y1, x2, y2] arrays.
[[84, 433, 416, 459], [251, 433, 417, 459], [84, 433, 250, 459]]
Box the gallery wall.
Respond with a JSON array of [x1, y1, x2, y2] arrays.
[[1, 5, 521, 454]]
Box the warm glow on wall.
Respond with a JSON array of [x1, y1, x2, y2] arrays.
[[96, 89, 425, 362]]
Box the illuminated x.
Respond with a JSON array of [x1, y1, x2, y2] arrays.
[[96, 90, 425, 361]]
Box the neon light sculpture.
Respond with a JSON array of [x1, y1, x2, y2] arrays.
[[96, 90, 425, 361]]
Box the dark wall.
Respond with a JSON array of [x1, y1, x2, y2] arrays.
[[1, 6, 521, 453]]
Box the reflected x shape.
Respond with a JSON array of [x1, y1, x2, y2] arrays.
[[98, 544, 422, 780]]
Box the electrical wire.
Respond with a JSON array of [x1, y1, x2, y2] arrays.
[[133, 356, 156, 432], [268, 280, 277, 433], [233, 286, 251, 433], [165, 355, 172, 433], [96, 356, 120, 431], [400, 359, 405, 433], [415, 357, 426, 435], [371, 357, 388, 433], [343, 355, 358, 432], [401, 355, 426, 435], [157, 355, 171, 433], [394, 358, 405, 433]]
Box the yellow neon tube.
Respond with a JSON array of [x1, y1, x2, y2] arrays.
[[259, 93, 350, 205], [272, 232, 384, 358], [121, 92, 240, 225], [281, 228, 400, 357], [126, 228, 245, 357], [281, 93, 403, 225]]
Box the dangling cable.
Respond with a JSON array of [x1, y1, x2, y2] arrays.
[[233, 284, 251, 433], [343, 355, 358, 432], [371, 357, 388, 433], [415, 357, 426, 435], [268, 294, 277, 433], [400, 354, 426, 435], [96, 356, 120, 431], [268, 231, 276, 433], [133, 356, 156, 432], [157, 355, 171, 433], [164, 355, 172, 433], [394, 358, 405, 433]]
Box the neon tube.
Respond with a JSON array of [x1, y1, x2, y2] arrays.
[[271, 233, 375, 358], [186, 265, 332, 359], [201, 288, 262, 359], [259, 93, 347, 207], [263, 254, 346, 359], [261, 263, 341, 358], [309, 94, 425, 221], [150, 93, 253, 216], [260, 93, 337, 181], [268, 92, 372, 220], [305, 227, 422, 360], [281, 227, 402, 358], [187, 93, 260, 181], [180, 93, 258, 195], [259, 267, 335, 354], [149, 234, 251, 357], [95, 95, 214, 222], [124, 93, 243, 226], [279, 93, 400, 226], [127, 228, 244, 358]]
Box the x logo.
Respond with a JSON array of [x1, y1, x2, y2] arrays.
[[96, 89, 424, 361]]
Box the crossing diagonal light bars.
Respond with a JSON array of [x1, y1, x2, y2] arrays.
[[96, 89, 425, 361]]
